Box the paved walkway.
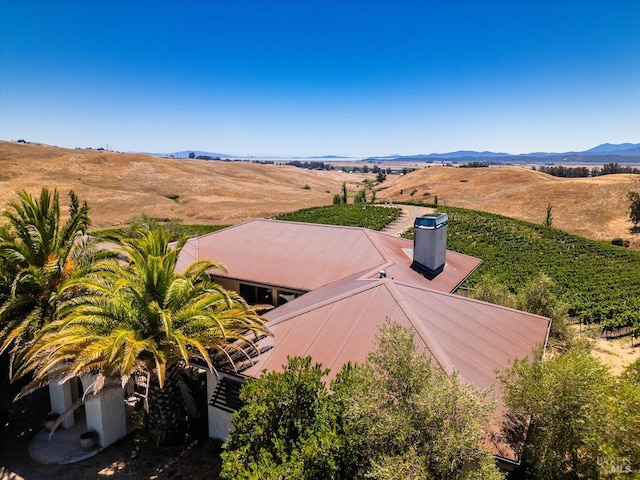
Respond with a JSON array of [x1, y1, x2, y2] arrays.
[[382, 204, 434, 237]]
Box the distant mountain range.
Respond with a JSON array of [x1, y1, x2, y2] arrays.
[[583, 143, 640, 156], [363, 142, 640, 163], [147, 150, 233, 159], [147, 143, 640, 164]]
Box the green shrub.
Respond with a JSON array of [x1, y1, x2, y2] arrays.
[[611, 237, 629, 247]]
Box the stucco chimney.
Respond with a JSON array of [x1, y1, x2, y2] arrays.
[[413, 213, 448, 275]]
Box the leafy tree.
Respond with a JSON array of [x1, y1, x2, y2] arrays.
[[0, 188, 95, 376], [340, 323, 503, 480], [221, 356, 345, 479], [353, 189, 367, 204], [470, 274, 517, 308], [500, 347, 640, 479], [376, 171, 387, 183], [188, 151, 196, 159], [628, 191, 640, 230], [624, 357, 640, 386], [332, 194, 343, 205], [517, 273, 570, 343], [222, 323, 503, 479], [15, 228, 269, 445], [544, 202, 553, 227], [341, 182, 348, 204], [471, 273, 571, 345]]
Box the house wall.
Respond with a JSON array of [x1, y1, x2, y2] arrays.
[[84, 386, 127, 447], [213, 276, 239, 294], [81, 374, 127, 448], [48, 379, 75, 428], [206, 370, 244, 441]]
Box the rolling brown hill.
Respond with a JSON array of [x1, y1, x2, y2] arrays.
[[376, 166, 640, 248], [0, 141, 366, 229], [3, 141, 639, 248]]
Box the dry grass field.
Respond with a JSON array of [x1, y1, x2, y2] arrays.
[[0, 141, 368, 229], [376, 165, 640, 248], [2, 141, 640, 249]]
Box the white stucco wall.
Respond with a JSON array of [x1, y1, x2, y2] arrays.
[[48, 379, 75, 428], [206, 370, 238, 441], [83, 383, 127, 448]]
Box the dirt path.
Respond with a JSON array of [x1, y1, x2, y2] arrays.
[[382, 204, 434, 236]]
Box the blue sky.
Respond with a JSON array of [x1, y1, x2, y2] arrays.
[[1, 1, 639, 157]]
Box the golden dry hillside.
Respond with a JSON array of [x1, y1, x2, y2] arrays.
[[3, 141, 640, 247], [376, 166, 640, 248], [0, 141, 366, 228]]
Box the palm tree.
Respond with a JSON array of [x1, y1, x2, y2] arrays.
[[17, 228, 270, 445], [0, 188, 93, 376]]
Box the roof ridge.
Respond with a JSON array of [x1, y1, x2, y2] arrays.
[[390, 279, 550, 323], [383, 280, 455, 374], [261, 217, 374, 231], [265, 277, 384, 327], [362, 229, 394, 263], [317, 285, 385, 367]]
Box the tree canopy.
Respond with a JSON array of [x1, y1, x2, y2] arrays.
[[0, 188, 94, 376], [500, 346, 640, 479], [221, 323, 503, 479], [14, 228, 270, 444], [629, 191, 640, 229]]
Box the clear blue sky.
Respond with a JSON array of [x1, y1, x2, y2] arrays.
[[1, 1, 639, 157]]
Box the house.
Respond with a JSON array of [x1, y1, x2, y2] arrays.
[[177, 213, 551, 469]]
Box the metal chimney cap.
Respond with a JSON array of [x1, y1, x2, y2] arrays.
[[414, 213, 448, 229]]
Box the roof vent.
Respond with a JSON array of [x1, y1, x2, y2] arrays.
[[412, 213, 448, 275]]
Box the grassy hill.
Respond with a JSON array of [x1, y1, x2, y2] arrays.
[[375, 166, 640, 248], [3, 141, 640, 249], [0, 141, 368, 229]]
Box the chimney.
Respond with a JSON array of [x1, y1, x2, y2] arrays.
[[412, 213, 448, 275]]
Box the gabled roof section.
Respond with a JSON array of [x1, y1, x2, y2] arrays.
[[176, 219, 481, 293], [239, 276, 550, 463], [242, 277, 549, 389]]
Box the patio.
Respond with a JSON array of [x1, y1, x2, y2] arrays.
[[28, 419, 101, 465]]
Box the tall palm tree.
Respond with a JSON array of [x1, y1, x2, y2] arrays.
[[0, 188, 93, 376], [17, 228, 270, 445]]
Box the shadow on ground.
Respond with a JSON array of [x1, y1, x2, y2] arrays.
[[0, 381, 222, 480]]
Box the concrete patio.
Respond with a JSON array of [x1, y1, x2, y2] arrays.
[[27, 419, 101, 465]]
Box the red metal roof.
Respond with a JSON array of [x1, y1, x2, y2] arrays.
[[240, 277, 549, 463], [177, 219, 481, 293], [178, 219, 548, 463]]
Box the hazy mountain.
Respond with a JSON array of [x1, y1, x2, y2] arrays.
[[146, 150, 238, 159], [584, 143, 640, 156], [145, 142, 640, 163], [364, 142, 640, 163]]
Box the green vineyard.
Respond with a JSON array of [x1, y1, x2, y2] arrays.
[[403, 205, 640, 332], [275, 204, 402, 231]]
